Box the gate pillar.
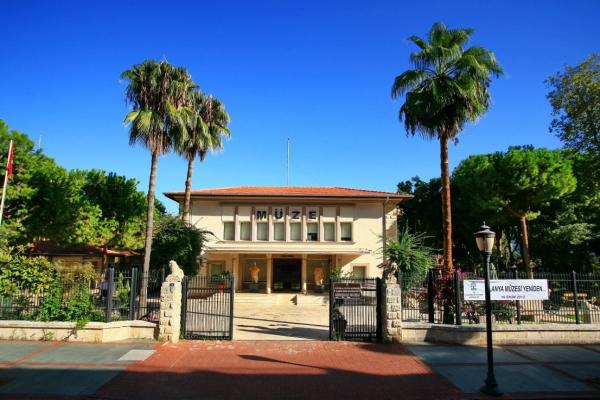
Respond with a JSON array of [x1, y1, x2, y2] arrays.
[[382, 281, 402, 343], [159, 260, 184, 343]]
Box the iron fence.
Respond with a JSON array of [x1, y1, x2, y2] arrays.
[[0, 266, 165, 323], [329, 277, 382, 341], [399, 270, 600, 325], [181, 275, 234, 340]]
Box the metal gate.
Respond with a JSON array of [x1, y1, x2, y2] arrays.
[[329, 277, 382, 341], [181, 275, 234, 340]]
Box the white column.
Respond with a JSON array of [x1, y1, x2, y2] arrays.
[[266, 254, 273, 294], [301, 254, 308, 294], [232, 256, 239, 292]]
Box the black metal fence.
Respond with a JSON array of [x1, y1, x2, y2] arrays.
[[329, 277, 382, 341], [0, 266, 164, 323], [400, 270, 600, 325], [181, 275, 234, 340]]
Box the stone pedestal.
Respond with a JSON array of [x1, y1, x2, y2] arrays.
[[382, 282, 402, 343], [159, 272, 183, 343]]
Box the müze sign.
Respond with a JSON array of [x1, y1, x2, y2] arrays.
[[463, 279, 549, 301]]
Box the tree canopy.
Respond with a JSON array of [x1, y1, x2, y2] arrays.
[[546, 54, 600, 155], [0, 119, 152, 251]]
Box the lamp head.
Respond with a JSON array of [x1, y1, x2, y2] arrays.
[[474, 223, 496, 253]]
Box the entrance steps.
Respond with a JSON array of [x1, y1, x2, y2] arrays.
[[234, 292, 328, 306]]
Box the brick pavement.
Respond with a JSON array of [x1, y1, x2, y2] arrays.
[[94, 341, 462, 400]]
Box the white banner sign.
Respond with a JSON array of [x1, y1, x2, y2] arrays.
[[463, 279, 549, 301]]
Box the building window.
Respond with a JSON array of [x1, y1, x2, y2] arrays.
[[274, 223, 285, 241], [257, 222, 268, 241], [352, 265, 366, 278], [209, 262, 225, 278], [341, 222, 352, 241], [223, 222, 235, 240], [290, 223, 301, 241], [307, 223, 318, 241], [323, 222, 335, 241], [240, 222, 251, 241]]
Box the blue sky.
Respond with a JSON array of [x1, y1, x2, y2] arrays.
[[1, 1, 598, 213]]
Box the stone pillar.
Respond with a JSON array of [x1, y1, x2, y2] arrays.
[[382, 281, 402, 343], [159, 262, 184, 343], [266, 254, 273, 294]]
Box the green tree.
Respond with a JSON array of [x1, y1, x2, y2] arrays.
[[121, 60, 196, 300], [397, 176, 443, 249], [150, 215, 208, 275], [179, 93, 230, 221], [546, 54, 600, 155], [453, 146, 577, 275], [391, 22, 503, 271]]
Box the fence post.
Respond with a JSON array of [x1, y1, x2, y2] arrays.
[[427, 270, 435, 323], [105, 267, 115, 322], [129, 267, 138, 320], [376, 277, 383, 341], [229, 275, 235, 340], [454, 270, 462, 326], [572, 270, 581, 324], [329, 278, 334, 340], [161, 268, 165, 283], [514, 269, 522, 324]]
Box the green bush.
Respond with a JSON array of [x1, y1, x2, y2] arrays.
[[0, 245, 57, 296], [385, 226, 436, 289]]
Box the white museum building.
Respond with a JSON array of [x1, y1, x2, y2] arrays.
[[164, 186, 410, 293]]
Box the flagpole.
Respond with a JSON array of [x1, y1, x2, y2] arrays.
[[0, 140, 14, 226]]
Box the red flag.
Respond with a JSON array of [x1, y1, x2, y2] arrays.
[[6, 141, 14, 179]]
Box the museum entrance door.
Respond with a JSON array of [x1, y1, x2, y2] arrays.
[[272, 258, 302, 292]]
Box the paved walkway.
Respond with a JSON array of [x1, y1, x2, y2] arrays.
[[2, 340, 600, 399], [96, 341, 460, 400], [0, 341, 155, 398], [407, 344, 600, 398], [233, 303, 329, 340]]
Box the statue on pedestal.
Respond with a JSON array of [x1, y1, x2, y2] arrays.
[[249, 262, 260, 284], [314, 265, 325, 286]]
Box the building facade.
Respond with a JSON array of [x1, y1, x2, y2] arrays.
[[165, 186, 410, 293]]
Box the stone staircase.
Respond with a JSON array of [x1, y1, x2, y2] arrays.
[[234, 292, 328, 306]]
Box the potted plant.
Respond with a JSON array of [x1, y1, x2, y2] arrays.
[[332, 299, 347, 340], [213, 271, 231, 293]]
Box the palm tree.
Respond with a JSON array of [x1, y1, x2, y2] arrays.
[[180, 92, 231, 222], [391, 22, 503, 271], [121, 60, 196, 307]]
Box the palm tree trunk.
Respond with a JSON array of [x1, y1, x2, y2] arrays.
[[440, 134, 454, 272], [518, 214, 533, 277], [140, 150, 159, 311], [182, 154, 195, 223]]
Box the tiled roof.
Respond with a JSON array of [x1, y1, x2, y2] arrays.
[[31, 241, 140, 257], [164, 186, 410, 199]]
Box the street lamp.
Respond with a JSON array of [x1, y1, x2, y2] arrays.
[[474, 223, 502, 397]]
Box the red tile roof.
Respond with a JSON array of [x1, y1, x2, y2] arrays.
[[164, 186, 410, 200], [31, 241, 140, 257]]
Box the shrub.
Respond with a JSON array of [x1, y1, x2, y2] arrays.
[[385, 226, 436, 289]]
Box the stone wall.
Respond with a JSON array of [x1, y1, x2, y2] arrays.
[[401, 322, 600, 345], [0, 320, 156, 342]]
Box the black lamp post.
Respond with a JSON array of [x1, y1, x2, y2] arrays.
[[474, 223, 502, 397]]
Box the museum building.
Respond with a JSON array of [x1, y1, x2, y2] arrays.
[[164, 186, 410, 293]]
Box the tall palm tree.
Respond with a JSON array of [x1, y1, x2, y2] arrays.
[[392, 22, 503, 271], [121, 60, 196, 306], [180, 92, 230, 222]]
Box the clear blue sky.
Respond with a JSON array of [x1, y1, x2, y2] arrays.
[[1, 1, 599, 213]]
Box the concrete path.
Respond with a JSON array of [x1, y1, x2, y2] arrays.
[[95, 340, 461, 400], [407, 344, 600, 398], [233, 303, 329, 340]]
